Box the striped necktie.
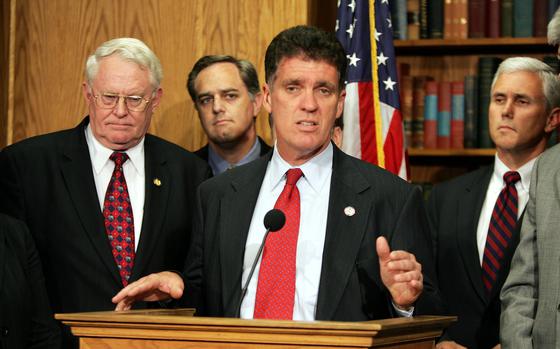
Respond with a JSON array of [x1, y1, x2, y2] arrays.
[[481, 171, 520, 292]]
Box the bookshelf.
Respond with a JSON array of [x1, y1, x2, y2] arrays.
[[395, 37, 549, 52], [408, 148, 495, 157], [396, 37, 555, 185]]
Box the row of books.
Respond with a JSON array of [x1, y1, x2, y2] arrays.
[[400, 56, 560, 150], [400, 76, 472, 149], [391, 0, 560, 40]]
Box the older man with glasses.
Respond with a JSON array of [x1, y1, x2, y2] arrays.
[[0, 37, 210, 349]]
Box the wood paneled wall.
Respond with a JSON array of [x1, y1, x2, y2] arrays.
[[0, 0, 12, 147], [2, 0, 337, 150]]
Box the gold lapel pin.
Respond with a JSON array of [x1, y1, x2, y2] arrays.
[[153, 178, 162, 187]]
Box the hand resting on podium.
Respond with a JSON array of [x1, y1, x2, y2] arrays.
[[112, 271, 184, 311]]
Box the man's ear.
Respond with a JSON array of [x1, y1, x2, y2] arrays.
[[336, 89, 346, 118], [150, 87, 163, 110], [545, 107, 560, 132], [262, 84, 272, 114], [82, 82, 92, 104], [252, 91, 264, 116]]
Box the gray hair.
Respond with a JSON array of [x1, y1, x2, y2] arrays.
[[491, 57, 560, 112], [85, 38, 163, 88], [548, 8, 560, 45], [186, 55, 260, 102]]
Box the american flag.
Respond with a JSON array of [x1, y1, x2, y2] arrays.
[[336, 0, 408, 179]]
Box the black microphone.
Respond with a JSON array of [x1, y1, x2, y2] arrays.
[[235, 209, 285, 317]]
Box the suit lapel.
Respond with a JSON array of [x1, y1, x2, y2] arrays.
[[220, 155, 270, 315], [59, 119, 122, 285], [550, 167, 560, 249], [316, 148, 371, 320], [0, 230, 5, 293], [541, 165, 560, 260], [130, 136, 170, 281], [456, 167, 492, 303]]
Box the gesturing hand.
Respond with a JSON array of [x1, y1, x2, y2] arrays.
[[376, 236, 423, 309], [112, 271, 184, 311]]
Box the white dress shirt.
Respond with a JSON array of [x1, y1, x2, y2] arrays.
[[475, 155, 536, 264], [85, 125, 145, 250], [240, 144, 333, 320]]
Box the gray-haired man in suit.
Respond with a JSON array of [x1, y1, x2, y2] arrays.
[[499, 9, 560, 348], [0, 37, 210, 349]]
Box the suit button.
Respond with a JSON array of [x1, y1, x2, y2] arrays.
[[1, 327, 8, 337]]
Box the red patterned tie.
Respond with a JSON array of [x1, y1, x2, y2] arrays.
[[254, 168, 303, 319], [103, 152, 135, 286], [481, 171, 520, 292]]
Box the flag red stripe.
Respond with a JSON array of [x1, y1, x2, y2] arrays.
[[358, 82, 378, 164], [383, 109, 404, 174]]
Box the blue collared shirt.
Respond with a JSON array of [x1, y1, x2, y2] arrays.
[[208, 138, 262, 175]]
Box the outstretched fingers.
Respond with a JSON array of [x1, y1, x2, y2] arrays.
[[112, 271, 184, 311]]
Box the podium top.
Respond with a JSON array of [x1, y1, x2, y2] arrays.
[[56, 309, 455, 348], [56, 308, 449, 331]]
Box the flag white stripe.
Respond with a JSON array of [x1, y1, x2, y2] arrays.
[[342, 83, 362, 159]]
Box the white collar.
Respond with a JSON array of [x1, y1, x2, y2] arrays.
[[85, 123, 145, 175], [268, 143, 334, 194], [493, 154, 537, 191]]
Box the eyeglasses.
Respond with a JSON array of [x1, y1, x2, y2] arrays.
[[92, 90, 153, 112]]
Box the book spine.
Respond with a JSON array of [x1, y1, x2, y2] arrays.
[[549, 0, 560, 22], [412, 76, 432, 148], [420, 0, 430, 38], [407, 0, 421, 39], [391, 0, 408, 39], [444, 0, 455, 39], [451, 81, 465, 149], [456, 0, 469, 38], [486, 0, 501, 38], [437, 82, 452, 149], [464, 75, 479, 148], [429, 0, 444, 38], [397, 62, 411, 89], [478, 57, 502, 148], [501, 0, 514, 37], [424, 81, 439, 149], [401, 76, 414, 148], [513, 0, 533, 37], [534, 0, 548, 37], [468, 0, 487, 37]]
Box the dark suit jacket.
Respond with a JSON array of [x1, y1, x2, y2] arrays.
[[427, 166, 521, 349], [194, 136, 271, 164], [183, 145, 444, 320], [0, 213, 60, 349], [0, 118, 210, 348]]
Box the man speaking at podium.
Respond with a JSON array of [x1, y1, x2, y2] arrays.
[[114, 25, 443, 321]]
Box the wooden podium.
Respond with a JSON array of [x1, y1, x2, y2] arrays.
[[56, 309, 454, 348]]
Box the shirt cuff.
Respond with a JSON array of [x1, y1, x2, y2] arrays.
[[392, 302, 414, 317]]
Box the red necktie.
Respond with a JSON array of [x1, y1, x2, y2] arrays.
[[254, 168, 303, 319], [481, 171, 520, 292], [103, 152, 135, 286]]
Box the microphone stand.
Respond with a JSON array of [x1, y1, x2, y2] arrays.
[[234, 228, 272, 317]]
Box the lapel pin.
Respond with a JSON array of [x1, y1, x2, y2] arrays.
[[153, 178, 162, 187], [344, 206, 356, 217]]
